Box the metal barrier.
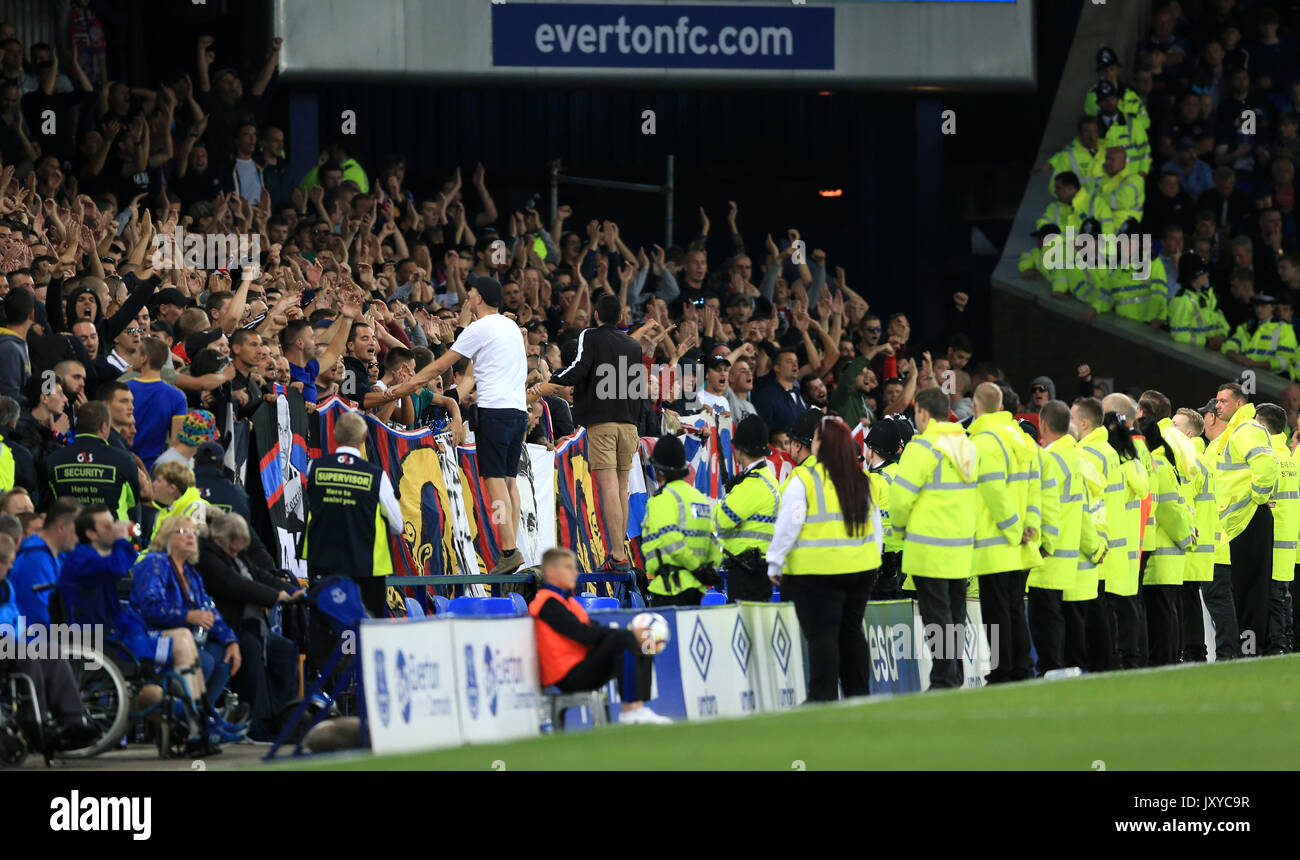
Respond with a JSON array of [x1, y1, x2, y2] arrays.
[[549, 156, 674, 247]]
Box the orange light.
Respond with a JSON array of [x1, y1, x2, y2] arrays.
[[818, 188, 843, 198], [818, 90, 833, 96]]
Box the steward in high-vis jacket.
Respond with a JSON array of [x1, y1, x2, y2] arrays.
[[1255, 404, 1297, 655], [1137, 418, 1195, 666], [713, 415, 780, 603], [967, 384, 1039, 684], [1070, 398, 1122, 671], [642, 434, 722, 607], [889, 388, 979, 691], [1209, 386, 1279, 656], [1034, 401, 1107, 675]]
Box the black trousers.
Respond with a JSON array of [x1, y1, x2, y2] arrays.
[[4, 658, 83, 728], [913, 576, 967, 690], [649, 589, 703, 608], [978, 570, 1033, 683], [783, 572, 875, 702], [1205, 563, 1241, 661], [1107, 590, 1145, 669], [1143, 583, 1181, 666], [232, 627, 301, 740], [1267, 580, 1292, 654], [725, 561, 773, 604], [871, 551, 904, 600], [1180, 582, 1208, 662], [556, 630, 653, 703], [1027, 587, 1065, 676], [1071, 580, 1117, 672], [1229, 504, 1273, 656]]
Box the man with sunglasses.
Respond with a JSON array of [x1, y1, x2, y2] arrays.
[[87, 317, 144, 396], [1026, 377, 1056, 413]]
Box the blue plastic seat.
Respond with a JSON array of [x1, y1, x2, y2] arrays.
[[700, 590, 727, 606], [627, 591, 646, 609], [445, 596, 519, 616], [509, 592, 529, 615], [433, 595, 450, 614], [576, 594, 619, 611], [405, 597, 425, 618]]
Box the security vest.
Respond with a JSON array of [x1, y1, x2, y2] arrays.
[[888, 420, 978, 580], [46, 433, 137, 522], [1109, 437, 1150, 597], [643, 478, 720, 597], [1209, 403, 1279, 542], [1107, 265, 1165, 323], [1047, 137, 1105, 196], [1068, 265, 1115, 313], [1084, 84, 1151, 133], [968, 411, 1037, 576], [713, 461, 780, 557], [868, 460, 903, 553], [1098, 168, 1146, 226], [1184, 447, 1219, 583], [1221, 319, 1298, 375], [0, 439, 13, 492], [1017, 247, 1070, 296], [146, 485, 209, 547], [1077, 427, 1126, 593], [529, 586, 591, 686], [1270, 433, 1298, 584], [786, 459, 882, 576], [1032, 435, 1106, 593], [1099, 110, 1152, 175], [1142, 449, 1195, 586], [1038, 188, 1114, 235], [303, 450, 392, 578], [1168, 288, 1230, 346]]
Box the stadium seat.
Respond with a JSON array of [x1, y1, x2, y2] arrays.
[[576, 595, 618, 611], [445, 596, 519, 616], [627, 591, 646, 609], [405, 598, 425, 618], [432, 595, 450, 615], [700, 590, 727, 606], [509, 592, 528, 615]]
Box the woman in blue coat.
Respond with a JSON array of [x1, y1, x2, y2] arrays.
[[130, 514, 246, 753]]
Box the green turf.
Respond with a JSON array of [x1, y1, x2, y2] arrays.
[[285, 655, 1300, 770]]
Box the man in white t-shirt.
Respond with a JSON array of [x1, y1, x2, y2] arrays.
[[390, 275, 529, 574], [696, 355, 733, 416]]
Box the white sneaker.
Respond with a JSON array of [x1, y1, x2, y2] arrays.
[[620, 706, 672, 725]]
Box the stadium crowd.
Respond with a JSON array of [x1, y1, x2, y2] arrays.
[[0, 4, 1294, 756]]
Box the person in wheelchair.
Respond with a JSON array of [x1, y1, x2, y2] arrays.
[[0, 533, 99, 751], [196, 511, 304, 743], [130, 514, 247, 753]]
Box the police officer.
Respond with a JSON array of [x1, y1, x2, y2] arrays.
[[865, 418, 904, 599], [889, 387, 980, 690], [45, 401, 140, 522], [303, 412, 405, 618], [713, 415, 780, 603], [766, 415, 880, 702], [642, 434, 722, 607], [787, 408, 822, 471], [1168, 253, 1230, 348]]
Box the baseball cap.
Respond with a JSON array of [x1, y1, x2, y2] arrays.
[[194, 440, 225, 465], [704, 354, 732, 372], [154, 288, 195, 308], [728, 294, 754, 309], [466, 274, 503, 308]]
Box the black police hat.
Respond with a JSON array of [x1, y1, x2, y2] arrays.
[[789, 408, 823, 447], [1094, 79, 1118, 99], [865, 420, 901, 458], [1096, 46, 1121, 71], [651, 433, 688, 476], [733, 414, 770, 458], [1178, 251, 1209, 285], [1079, 217, 1104, 238], [1031, 223, 1062, 240]]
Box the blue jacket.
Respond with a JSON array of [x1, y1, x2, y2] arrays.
[[59, 540, 155, 649], [0, 579, 23, 638], [751, 376, 809, 436], [129, 552, 238, 646], [9, 534, 65, 626]]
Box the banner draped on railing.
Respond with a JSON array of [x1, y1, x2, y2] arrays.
[[249, 389, 309, 577]]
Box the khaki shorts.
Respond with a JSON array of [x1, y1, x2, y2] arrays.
[[587, 422, 638, 471]]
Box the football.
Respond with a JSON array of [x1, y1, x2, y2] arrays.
[[630, 612, 671, 656]]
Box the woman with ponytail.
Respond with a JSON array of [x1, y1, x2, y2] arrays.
[[1101, 410, 1150, 668], [765, 415, 882, 702], [1137, 416, 1194, 666]]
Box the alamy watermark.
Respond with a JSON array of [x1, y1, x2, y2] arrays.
[[1042, 228, 1153, 280], [0, 621, 106, 669], [151, 227, 261, 274]]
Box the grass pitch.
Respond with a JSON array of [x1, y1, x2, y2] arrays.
[[288, 655, 1300, 770]]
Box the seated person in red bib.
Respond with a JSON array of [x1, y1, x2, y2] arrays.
[[529, 547, 671, 725]]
